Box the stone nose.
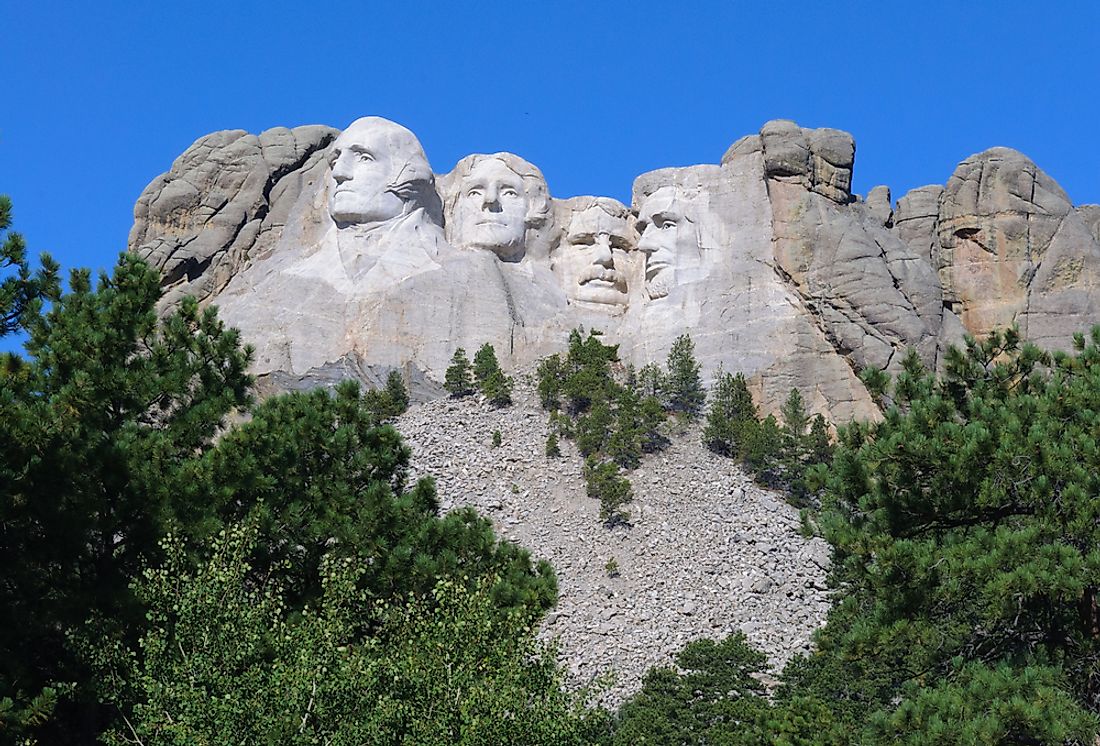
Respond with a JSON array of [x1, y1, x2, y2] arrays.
[[331, 154, 353, 183], [592, 235, 614, 266], [481, 185, 502, 211]]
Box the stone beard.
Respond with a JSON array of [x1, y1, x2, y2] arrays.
[[552, 201, 634, 307], [636, 187, 706, 300], [443, 153, 553, 263]]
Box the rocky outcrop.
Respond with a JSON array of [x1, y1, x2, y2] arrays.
[[128, 117, 1100, 422], [130, 125, 337, 309], [396, 374, 830, 705], [891, 148, 1100, 352]]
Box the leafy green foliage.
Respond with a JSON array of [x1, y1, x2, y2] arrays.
[[0, 195, 60, 338], [444, 347, 475, 398], [87, 521, 605, 745], [614, 634, 771, 745], [537, 329, 668, 526], [664, 333, 705, 417], [800, 329, 1100, 740], [473, 342, 513, 406], [0, 253, 252, 739]]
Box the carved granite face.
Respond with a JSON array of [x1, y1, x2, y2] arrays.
[[453, 158, 529, 258], [636, 188, 705, 299], [327, 117, 430, 228], [553, 205, 632, 306]]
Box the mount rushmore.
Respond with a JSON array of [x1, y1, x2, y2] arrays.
[[129, 116, 1100, 422]]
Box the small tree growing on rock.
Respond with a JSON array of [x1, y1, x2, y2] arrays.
[[584, 457, 633, 527], [474, 343, 513, 407], [445, 348, 475, 398], [702, 370, 757, 456], [664, 334, 705, 418]]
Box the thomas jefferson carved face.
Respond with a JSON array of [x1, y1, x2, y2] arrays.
[[327, 117, 432, 228], [552, 204, 632, 306], [636, 188, 705, 299], [453, 158, 529, 259]]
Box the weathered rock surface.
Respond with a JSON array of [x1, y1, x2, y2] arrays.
[[396, 374, 831, 705], [131, 126, 337, 309], [128, 117, 1100, 420], [893, 148, 1100, 351]]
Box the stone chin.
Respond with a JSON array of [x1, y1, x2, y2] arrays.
[[458, 221, 526, 260]]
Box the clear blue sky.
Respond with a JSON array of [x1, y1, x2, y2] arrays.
[[2, 0, 1099, 283]]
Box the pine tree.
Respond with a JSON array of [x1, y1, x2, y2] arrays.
[[0, 254, 252, 740], [792, 330, 1100, 740], [545, 431, 561, 458], [0, 195, 60, 337], [664, 334, 705, 417], [804, 413, 831, 466], [444, 348, 475, 398], [473, 342, 502, 385], [740, 414, 783, 486], [574, 401, 614, 457], [702, 370, 757, 456], [584, 457, 632, 527], [384, 369, 409, 415], [779, 388, 809, 443], [536, 353, 563, 410], [635, 362, 664, 400], [473, 343, 513, 407]]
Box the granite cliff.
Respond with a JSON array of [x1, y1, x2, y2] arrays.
[[130, 117, 1100, 421]]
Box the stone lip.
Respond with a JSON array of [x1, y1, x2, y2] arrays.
[[129, 117, 1100, 423]]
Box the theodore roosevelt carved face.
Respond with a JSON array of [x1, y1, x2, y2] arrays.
[[444, 153, 553, 262], [551, 200, 633, 306], [327, 117, 435, 229]]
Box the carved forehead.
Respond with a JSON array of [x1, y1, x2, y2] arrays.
[[333, 116, 425, 160], [464, 157, 526, 187], [568, 206, 633, 239], [638, 187, 692, 221]]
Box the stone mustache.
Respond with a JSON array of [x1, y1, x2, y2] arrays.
[[131, 117, 1100, 422]]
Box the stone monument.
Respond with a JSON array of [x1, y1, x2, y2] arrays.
[[129, 116, 1100, 421]]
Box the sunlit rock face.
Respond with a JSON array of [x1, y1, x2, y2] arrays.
[[129, 116, 1100, 420]]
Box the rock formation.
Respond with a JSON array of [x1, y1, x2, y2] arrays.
[[129, 116, 1100, 421]]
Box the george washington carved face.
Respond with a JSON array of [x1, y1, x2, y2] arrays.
[[327, 117, 434, 228]]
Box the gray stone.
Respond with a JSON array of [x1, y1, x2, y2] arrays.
[[131, 116, 1100, 427]]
